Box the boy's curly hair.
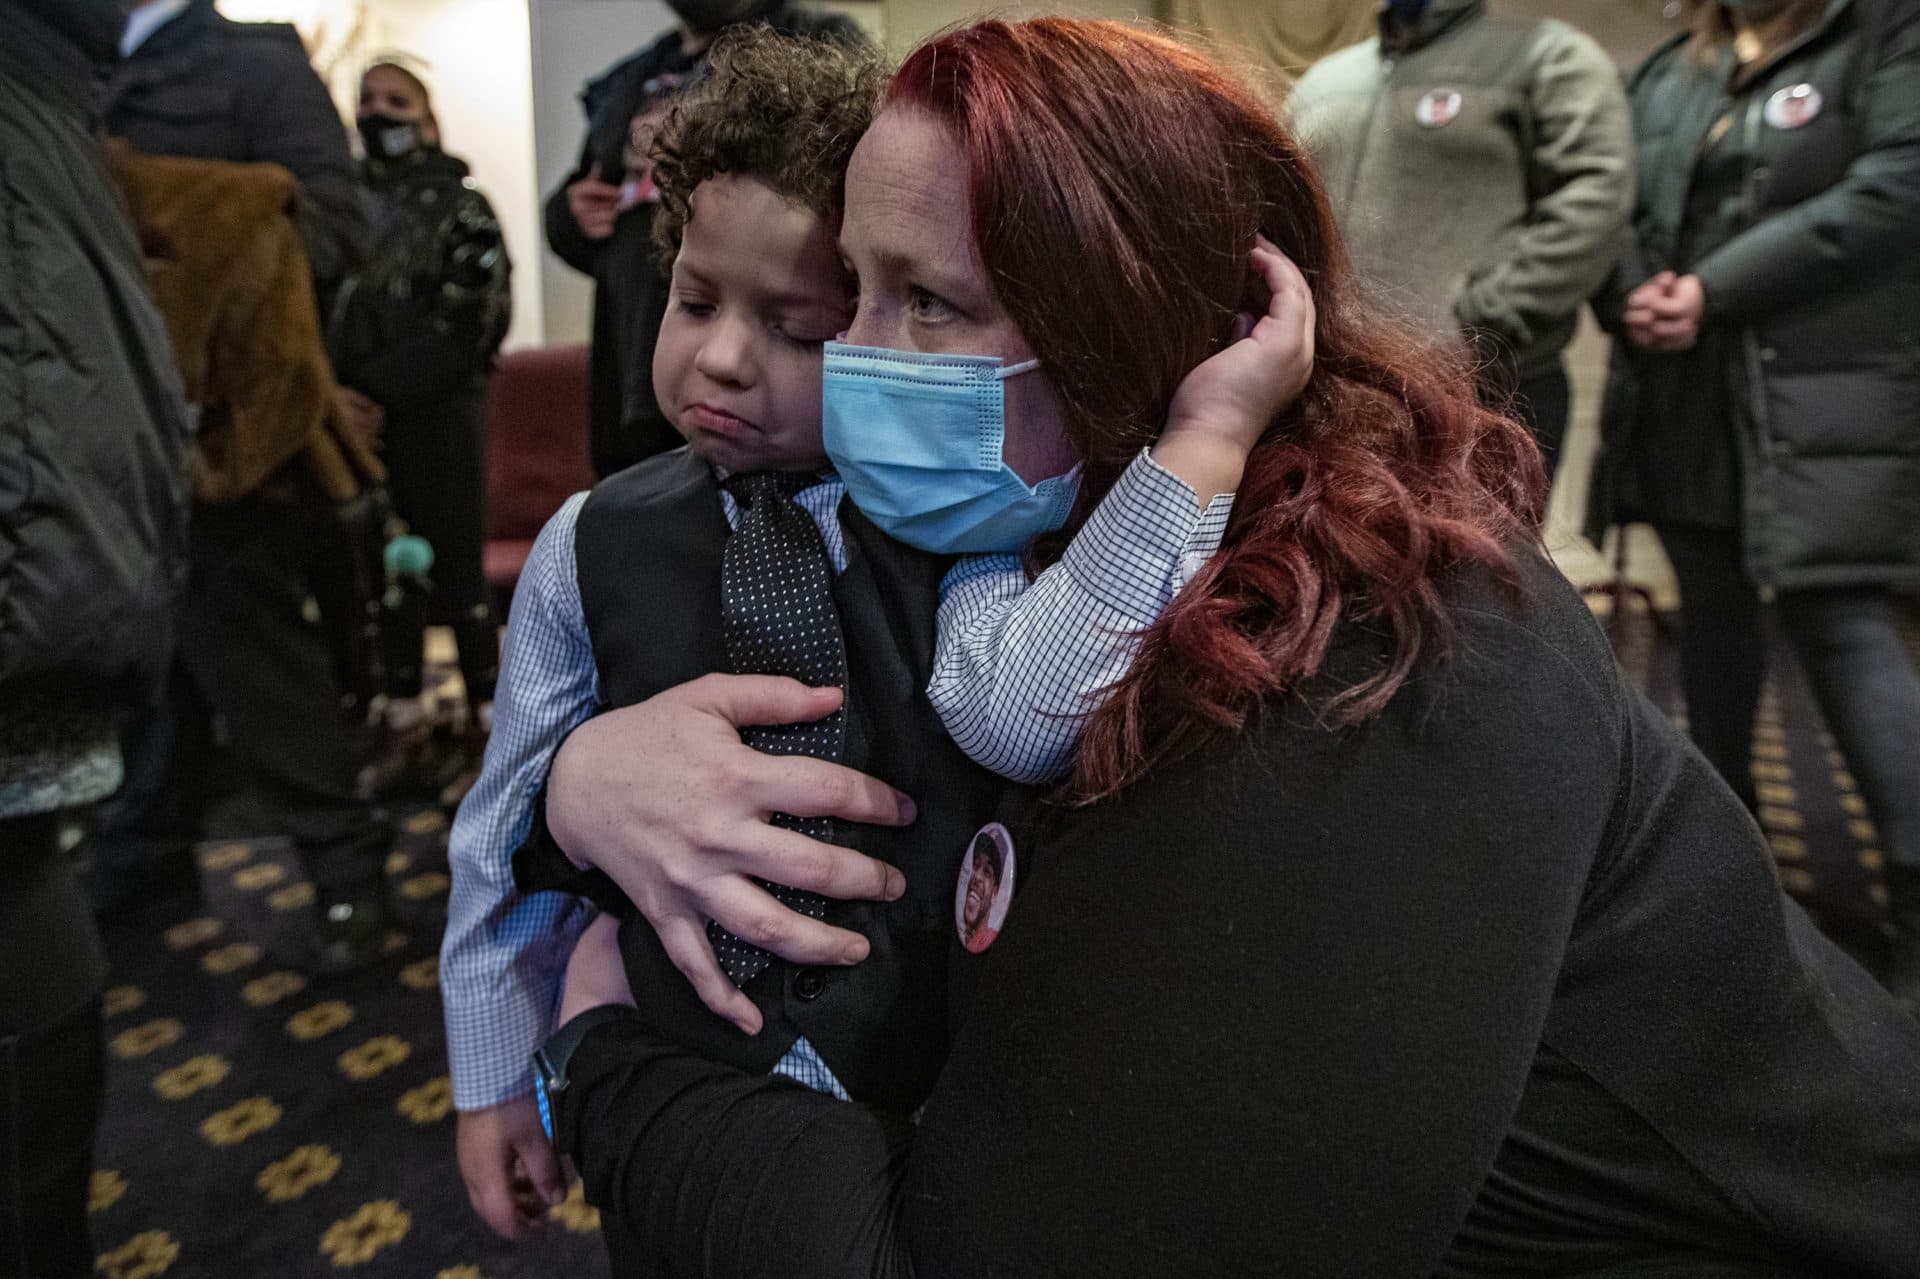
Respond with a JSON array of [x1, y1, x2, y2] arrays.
[[651, 26, 884, 270]]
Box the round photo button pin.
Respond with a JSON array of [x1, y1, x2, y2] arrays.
[[1416, 88, 1463, 129], [1765, 83, 1823, 130], [956, 823, 1016, 954]]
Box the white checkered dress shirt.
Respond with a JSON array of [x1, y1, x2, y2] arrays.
[[442, 451, 1229, 1109]]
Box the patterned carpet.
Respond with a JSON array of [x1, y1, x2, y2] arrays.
[[89, 808, 612, 1279], [85, 600, 1919, 1278]]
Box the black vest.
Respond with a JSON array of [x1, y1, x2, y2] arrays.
[[572, 449, 1008, 1110]]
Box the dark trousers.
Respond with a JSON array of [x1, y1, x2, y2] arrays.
[[1657, 523, 1920, 878], [382, 389, 498, 709], [1514, 362, 1572, 471], [1, 816, 105, 1279], [92, 499, 386, 898]]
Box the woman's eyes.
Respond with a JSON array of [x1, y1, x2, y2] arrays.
[[907, 286, 955, 322], [673, 296, 715, 318]]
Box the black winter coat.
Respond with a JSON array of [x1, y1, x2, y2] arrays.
[[0, 2, 191, 708], [1591, 0, 1920, 589], [104, 0, 369, 301], [330, 148, 511, 414]]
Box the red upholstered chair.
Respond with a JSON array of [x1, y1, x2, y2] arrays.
[[484, 343, 596, 611]]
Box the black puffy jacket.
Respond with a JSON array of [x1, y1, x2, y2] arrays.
[[0, 1, 191, 709], [1591, 0, 1920, 589], [329, 148, 511, 413]]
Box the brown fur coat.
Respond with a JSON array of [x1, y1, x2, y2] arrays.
[[107, 143, 381, 503]]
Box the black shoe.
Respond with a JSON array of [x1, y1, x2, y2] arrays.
[[304, 892, 392, 976]]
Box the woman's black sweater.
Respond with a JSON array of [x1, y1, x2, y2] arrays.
[[552, 548, 1920, 1277]]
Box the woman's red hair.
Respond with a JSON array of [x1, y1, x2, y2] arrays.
[[890, 18, 1548, 800]]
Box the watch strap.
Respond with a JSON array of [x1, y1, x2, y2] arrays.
[[534, 1004, 637, 1108]]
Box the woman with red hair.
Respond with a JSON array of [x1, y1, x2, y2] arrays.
[[535, 17, 1920, 1274]]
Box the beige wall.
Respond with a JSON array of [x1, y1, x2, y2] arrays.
[[879, 0, 1148, 53]]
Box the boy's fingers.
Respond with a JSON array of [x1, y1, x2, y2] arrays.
[[1252, 240, 1310, 306], [699, 876, 873, 968], [472, 1174, 529, 1241], [514, 1132, 567, 1206], [749, 754, 916, 827], [657, 914, 764, 1034], [738, 824, 904, 903], [687, 672, 844, 730]]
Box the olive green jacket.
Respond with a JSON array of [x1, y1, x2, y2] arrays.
[[1289, 0, 1633, 378]]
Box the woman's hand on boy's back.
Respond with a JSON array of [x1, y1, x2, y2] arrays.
[[1155, 236, 1315, 504], [544, 674, 917, 1034]]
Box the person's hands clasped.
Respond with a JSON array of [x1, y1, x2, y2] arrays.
[[545, 673, 917, 1035], [1624, 271, 1706, 353], [1155, 235, 1316, 503], [566, 175, 623, 241]]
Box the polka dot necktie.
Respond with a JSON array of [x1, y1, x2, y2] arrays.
[[711, 470, 847, 985]]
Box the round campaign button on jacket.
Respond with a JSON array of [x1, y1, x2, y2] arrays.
[[956, 823, 1016, 954], [1765, 83, 1823, 130], [1416, 88, 1463, 128]]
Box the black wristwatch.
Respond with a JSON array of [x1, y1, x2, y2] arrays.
[[532, 1005, 635, 1143]]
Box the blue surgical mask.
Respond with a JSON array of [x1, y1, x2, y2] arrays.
[[821, 341, 1082, 555]]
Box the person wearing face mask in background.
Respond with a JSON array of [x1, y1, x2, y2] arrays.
[[1, 0, 191, 1273], [1288, 0, 1633, 470], [543, 0, 866, 479], [330, 60, 512, 803], [1589, 0, 1920, 1007]]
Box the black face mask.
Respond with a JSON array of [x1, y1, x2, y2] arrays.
[[664, 0, 778, 36], [358, 114, 425, 161]]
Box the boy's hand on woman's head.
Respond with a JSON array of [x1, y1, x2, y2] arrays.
[[545, 673, 917, 1034], [1156, 236, 1316, 504], [455, 1098, 566, 1242]]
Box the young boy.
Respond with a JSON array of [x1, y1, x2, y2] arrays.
[[442, 29, 1008, 1245]]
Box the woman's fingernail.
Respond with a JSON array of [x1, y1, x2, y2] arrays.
[[896, 793, 917, 823]]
